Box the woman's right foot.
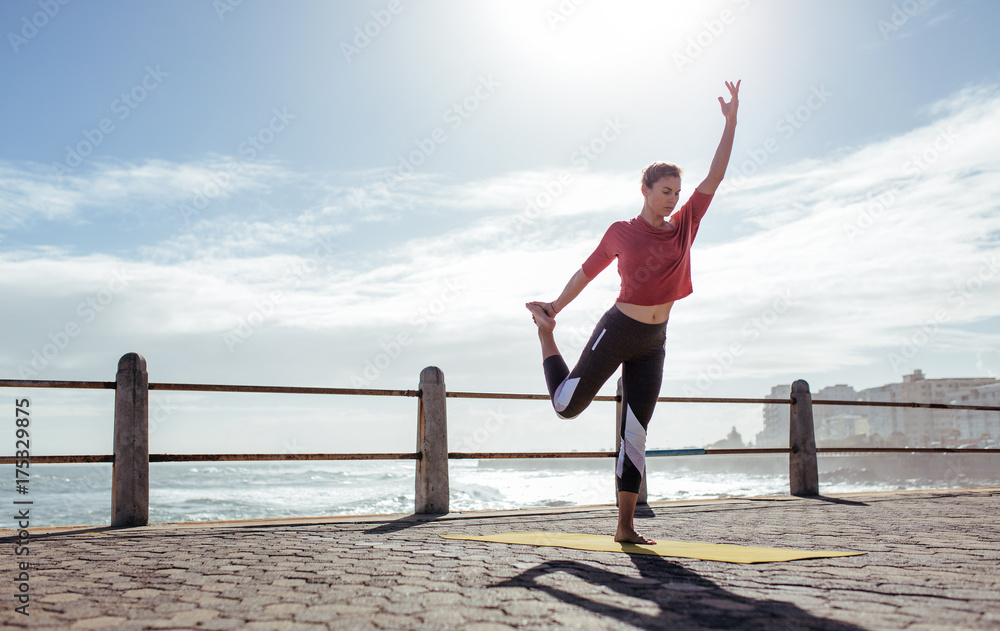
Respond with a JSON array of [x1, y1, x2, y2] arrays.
[[615, 526, 655, 545], [525, 302, 555, 333]]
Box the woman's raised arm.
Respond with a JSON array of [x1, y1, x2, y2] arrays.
[[528, 267, 591, 317], [696, 79, 740, 196]]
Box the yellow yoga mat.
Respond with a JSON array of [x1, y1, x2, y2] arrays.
[[439, 532, 865, 564]]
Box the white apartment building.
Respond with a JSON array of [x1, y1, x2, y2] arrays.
[[950, 381, 1000, 443], [755, 370, 999, 447], [860, 369, 996, 443]]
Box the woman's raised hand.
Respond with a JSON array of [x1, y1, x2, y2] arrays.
[[718, 79, 741, 124]]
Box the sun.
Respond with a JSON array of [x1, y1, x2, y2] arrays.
[[475, 1, 723, 83]]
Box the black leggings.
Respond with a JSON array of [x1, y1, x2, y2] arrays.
[[541, 304, 666, 494]]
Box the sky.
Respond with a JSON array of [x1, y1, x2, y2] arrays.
[[2, 0, 1000, 458]]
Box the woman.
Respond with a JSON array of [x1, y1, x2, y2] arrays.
[[525, 80, 740, 544]]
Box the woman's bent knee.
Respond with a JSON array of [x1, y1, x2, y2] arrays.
[[553, 399, 589, 419]]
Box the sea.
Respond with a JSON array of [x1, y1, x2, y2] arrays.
[[10, 452, 1000, 528]]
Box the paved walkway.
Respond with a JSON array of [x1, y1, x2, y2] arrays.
[[2, 488, 999, 630]]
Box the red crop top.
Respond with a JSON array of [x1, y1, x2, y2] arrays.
[[581, 190, 713, 306]]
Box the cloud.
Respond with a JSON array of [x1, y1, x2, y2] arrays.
[[0, 157, 295, 232], [7, 82, 1000, 363]]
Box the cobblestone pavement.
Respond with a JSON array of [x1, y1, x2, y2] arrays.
[[2, 488, 999, 630]]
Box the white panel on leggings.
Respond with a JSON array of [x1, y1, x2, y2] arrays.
[[622, 404, 647, 474], [616, 442, 626, 478], [553, 377, 580, 415], [591, 328, 607, 351]]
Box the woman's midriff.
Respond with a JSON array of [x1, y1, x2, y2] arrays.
[[615, 301, 674, 325]]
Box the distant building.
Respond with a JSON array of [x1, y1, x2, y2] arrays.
[[816, 414, 869, 443], [814, 384, 864, 429], [707, 426, 744, 449], [859, 369, 996, 444], [757, 369, 999, 447], [950, 382, 1000, 444], [754, 384, 791, 448]]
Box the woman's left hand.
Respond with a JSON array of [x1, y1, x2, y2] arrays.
[[719, 79, 740, 124], [527, 300, 557, 317]]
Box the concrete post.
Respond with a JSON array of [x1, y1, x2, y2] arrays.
[[789, 379, 819, 496], [112, 353, 149, 527], [615, 377, 647, 504], [416, 366, 449, 514]]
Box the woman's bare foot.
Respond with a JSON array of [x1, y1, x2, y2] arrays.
[[525, 302, 555, 333], [615, 527, 656, 545], [615, 491, 653, 544], [525, 302, 560, 360]]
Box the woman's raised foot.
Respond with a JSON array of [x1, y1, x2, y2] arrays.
[[525, 302, 556, 333]]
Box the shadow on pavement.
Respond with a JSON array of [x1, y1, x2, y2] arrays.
[[806, 495, 869, 507], [496, 555, 864, 630], [363, 513, 444, 535], [0, 525, 118, 542]]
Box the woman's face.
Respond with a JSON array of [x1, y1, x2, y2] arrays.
[[642, 176, 681, 214]]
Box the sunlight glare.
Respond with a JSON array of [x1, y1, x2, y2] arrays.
[[477, 1, 724, 82]]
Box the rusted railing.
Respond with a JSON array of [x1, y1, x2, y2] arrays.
[[2, 352, 998, 526]]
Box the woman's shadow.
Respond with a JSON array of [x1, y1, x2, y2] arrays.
[[496, 553, 863, 630]]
